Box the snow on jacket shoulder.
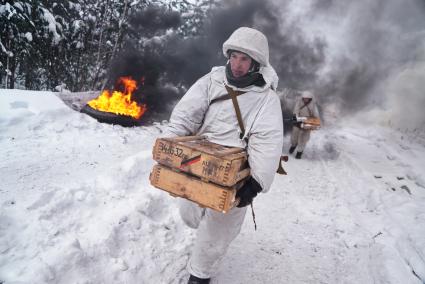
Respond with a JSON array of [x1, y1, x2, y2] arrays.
[[164, 66, 283, 192]]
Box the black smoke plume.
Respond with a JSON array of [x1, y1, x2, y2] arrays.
[[105, 0, 425, 128], [105, 0, 325, 122]]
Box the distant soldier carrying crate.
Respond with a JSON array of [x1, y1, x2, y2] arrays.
[[289, 90, 321, 159], [161, 27, 283, 284]]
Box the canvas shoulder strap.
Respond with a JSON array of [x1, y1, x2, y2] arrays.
[[299, 103, 313, 117], [224, 86, 287, 176], [225, 85, 246, 139]]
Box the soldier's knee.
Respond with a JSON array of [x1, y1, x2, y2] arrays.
[[179, 199, 204, 229]]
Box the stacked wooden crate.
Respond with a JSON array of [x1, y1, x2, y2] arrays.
[[301, 117, 321, 130], [149, 136, 249, 213]]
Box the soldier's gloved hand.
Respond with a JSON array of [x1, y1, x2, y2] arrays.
[[236, 176, 262, 208]]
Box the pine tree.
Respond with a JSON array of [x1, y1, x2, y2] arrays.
[[0, 1, 34, 88], [1, 0, 214, 91]]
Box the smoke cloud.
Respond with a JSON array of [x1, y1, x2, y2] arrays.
[[106, 0, 325, 122], [284, 0, 425, 128], [105, 0, 425, 129]]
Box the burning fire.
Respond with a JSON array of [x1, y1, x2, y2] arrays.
[[88, 77, 146, 119]]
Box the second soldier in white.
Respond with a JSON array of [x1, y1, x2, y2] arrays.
[[289, 91, 320, 159]]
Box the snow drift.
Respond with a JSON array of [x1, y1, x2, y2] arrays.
[[0, 89, 424, 283]]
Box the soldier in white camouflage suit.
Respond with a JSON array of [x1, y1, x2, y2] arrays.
[[289, 91, 320, 159], [163, 27, 283, 284]]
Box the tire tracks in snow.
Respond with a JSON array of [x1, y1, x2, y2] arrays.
[[216, 130, 374, 283]]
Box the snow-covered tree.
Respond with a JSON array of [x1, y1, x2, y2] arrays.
[[1, 0, 214, 91], [0, 1, 34, 88]]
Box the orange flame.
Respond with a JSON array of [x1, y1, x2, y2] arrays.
[[88, 77, 146, 119]]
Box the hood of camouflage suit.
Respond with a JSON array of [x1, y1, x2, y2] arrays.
[[300, 90, 317, 104], [222, 27, 279, 90]]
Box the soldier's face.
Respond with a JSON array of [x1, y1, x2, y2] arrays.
[[302, 98, 312, 104], [229, 51, 252, 78]]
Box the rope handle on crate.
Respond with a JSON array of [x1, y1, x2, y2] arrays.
[[232, 197, 257, 231]]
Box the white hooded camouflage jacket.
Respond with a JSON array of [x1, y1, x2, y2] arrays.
[[163, 27, 283, 192]]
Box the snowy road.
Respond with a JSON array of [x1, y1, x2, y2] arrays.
[[217, 126, 425, 284], [1, 91, 424, 284]]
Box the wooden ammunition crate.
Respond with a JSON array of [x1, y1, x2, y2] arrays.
[[302, 117, 321, 130], [152, 136, 250, 187], [150, 164, 241, 213]]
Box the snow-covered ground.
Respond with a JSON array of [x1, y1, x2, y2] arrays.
[[0, 89, 424, 284]]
